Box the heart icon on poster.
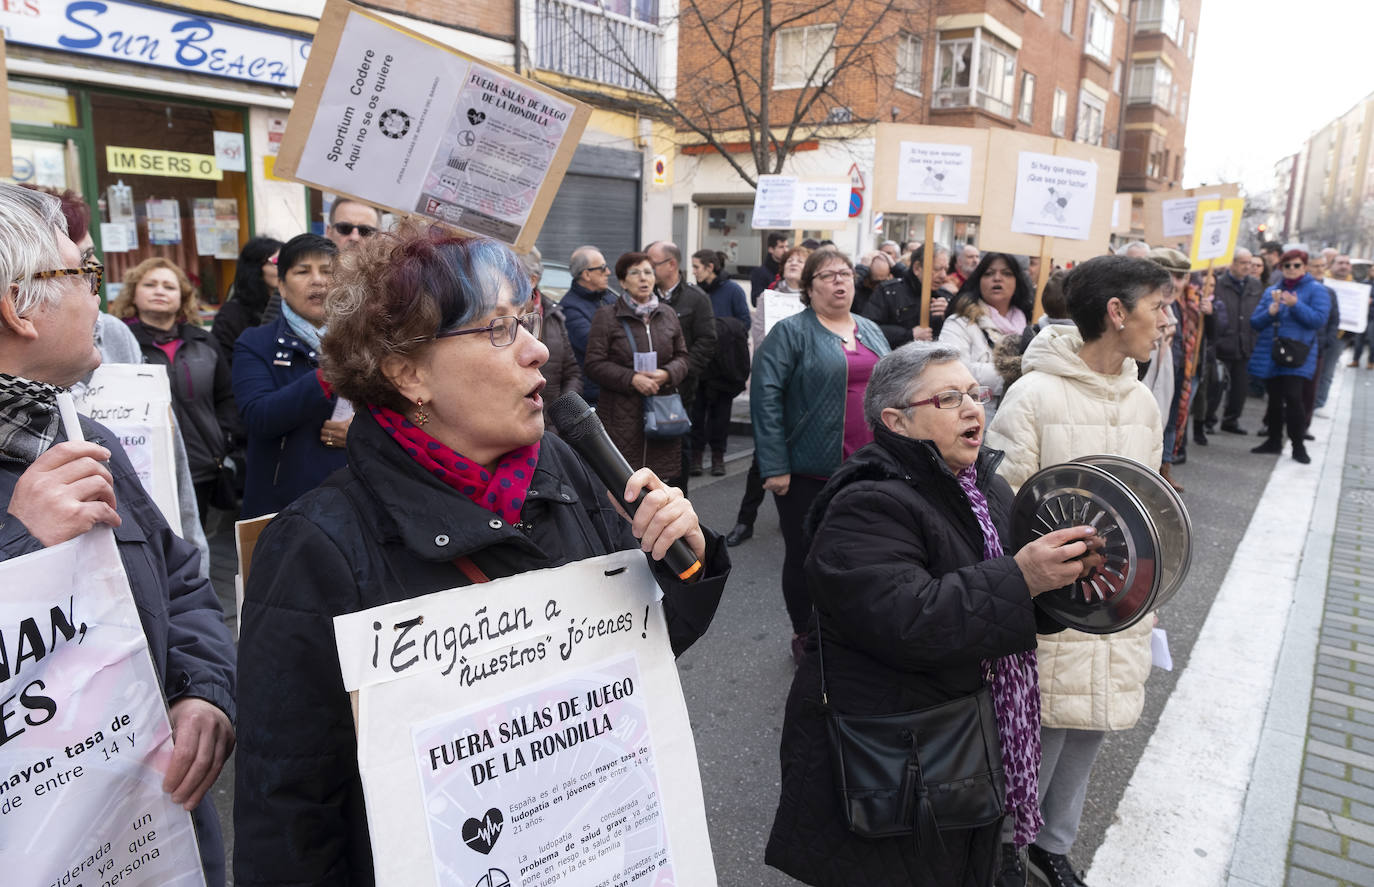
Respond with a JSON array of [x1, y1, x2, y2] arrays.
[[467, 108, 487, 125], [462, 808, 504, 854]]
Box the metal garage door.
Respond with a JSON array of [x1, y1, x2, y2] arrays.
[[536, 143, 641, 273]]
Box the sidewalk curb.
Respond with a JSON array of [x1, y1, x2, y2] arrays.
[[1085, 366, 1353, 886], [1225, 368, 1355, 886]]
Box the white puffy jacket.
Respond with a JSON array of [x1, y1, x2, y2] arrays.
[[985, 324, 1164, 731]]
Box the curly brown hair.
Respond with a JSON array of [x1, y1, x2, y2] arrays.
[[322, 220, 533, 413], [108, 257, 200, 325]]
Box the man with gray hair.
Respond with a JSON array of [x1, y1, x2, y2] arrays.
[[1211, 247, 1263, 433], [646, 239, 718, 491], [0, 184, 235, 883], [1116, 241, 1150, 259], [562, 244, 615, 404]]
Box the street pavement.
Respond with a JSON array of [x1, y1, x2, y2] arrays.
[[201, 371, 1355, 885]]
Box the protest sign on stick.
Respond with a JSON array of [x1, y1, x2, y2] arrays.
[[750, 176, 852, 231], [1111, 193, 1132, 234], [0, 528, 204, 886], [332, 550, 717, 887], [73, 364, 180, 529], [1142, 184, 1242, 250], [980, 132, 1120, 315], [276, 0, 590, 251], [1187, 197, 1245, 271], [874, 124, 989, 327]]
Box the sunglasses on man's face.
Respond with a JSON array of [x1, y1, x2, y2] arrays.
[[332, 222, 377, 238]]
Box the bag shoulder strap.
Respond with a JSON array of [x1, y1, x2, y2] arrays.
[[454, 555, 490, 584]]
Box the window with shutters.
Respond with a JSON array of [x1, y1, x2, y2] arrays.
[[1018, 72, 1036, 124], [1128, 60, 1171, 107], [774, 24, 837, 89], [896, 32, 924, 95]]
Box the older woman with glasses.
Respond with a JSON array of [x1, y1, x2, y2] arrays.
[[110, 257, 239, 524], [766, 343, 1092, 887], [751, 246, 890, 662], [1247, 248, 1331, 464], [234, 224, 728, 885], [583, 251, 692, 485]]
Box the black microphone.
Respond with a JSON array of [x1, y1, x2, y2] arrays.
[[549, 392, 703, 581]]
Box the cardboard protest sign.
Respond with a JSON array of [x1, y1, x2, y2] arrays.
[[873, 123, 987, 215], [0, 528, 203, 886], [73, 364, 180, 529], [1327, 278, 1370, 335], [1142, 184, 1241, 247], [276, 0, 590, 251], [1188, 197, 1246, 269], [979, 131, 1120, 264], [332, 550, 717, 887], [750, 176, 851, 230]]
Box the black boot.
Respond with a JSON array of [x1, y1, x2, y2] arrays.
[[1193, 422, 1209, 446], [1251, 439, 1282, 454]]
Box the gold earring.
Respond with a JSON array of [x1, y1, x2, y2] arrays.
[[414, 398, 429, 426]]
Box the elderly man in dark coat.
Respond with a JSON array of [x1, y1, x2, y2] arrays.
[[0, 184, 235, 884]]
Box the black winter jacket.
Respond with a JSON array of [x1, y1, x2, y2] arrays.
[[233, 406, 728, 886], [129, 319, 240, 484], [0, 416, 235, 884], [862, 271, 948, 348], [766, 428, 1054, 887], [1213, 271, 1263, 361]]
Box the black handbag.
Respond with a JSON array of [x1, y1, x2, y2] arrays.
[[1272, 336, 1311, 369], [817, 617, 1005, 853]]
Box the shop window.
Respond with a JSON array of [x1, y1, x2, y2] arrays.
[[90, 92, 249, 308], [8, 80, 79, 128]]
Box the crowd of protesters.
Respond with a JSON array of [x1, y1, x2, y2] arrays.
[[2, 172, 1368, 887]]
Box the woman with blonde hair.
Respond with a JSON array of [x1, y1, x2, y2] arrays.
[[110, 257, 238, 523]]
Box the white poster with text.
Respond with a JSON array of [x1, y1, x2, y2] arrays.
[[896, 141, 972, 205], [0, 529, 204, 887], [1327, 278, 1370, 335], [1161, 197, 1199, 238], [1194, 210, 1235, 261], [751, 176, 850, 230], [292, 9, 576, 246], [73, 364, 180, 530], [1010, 152, 1098, 241], [333, 550, 717, 887]]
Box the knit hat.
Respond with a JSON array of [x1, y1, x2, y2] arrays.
[[1146, 247, 1191, 272]]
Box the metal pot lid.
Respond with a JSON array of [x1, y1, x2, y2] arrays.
[[1074, 454, 1193, 611], [1010, 461, 1161, 634]]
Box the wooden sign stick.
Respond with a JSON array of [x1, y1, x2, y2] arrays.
[[920, 212, 936, 329], [1033, 236, 1054, 320]]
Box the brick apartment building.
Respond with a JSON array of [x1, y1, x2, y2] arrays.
[[670, 0, 1202, 260]]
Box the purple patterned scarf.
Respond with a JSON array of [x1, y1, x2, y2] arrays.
[[957, 466, 1043, 847]]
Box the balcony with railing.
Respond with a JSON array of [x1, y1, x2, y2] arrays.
[[535, 0, 665, 94]]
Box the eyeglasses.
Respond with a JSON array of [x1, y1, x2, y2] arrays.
[[908, 386, 993, 410], [585, 264, 609, 274], [649, 255, 675, 267], [25, 260, 104, 296], [332, 221, 377, 238], [434, 312, 542, 347], [624, 267, 656, 278], [814, 269, 855, 283], [1281, 262, 1305, 269]]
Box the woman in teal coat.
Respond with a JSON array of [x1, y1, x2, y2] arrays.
[[750, 246, 889, 661]]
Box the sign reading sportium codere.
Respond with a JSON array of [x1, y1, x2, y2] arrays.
[[275, 0, 590, 252]]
